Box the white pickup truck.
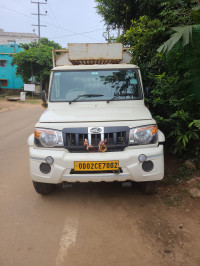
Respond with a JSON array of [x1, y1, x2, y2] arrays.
[[28, 43, 165, 195]]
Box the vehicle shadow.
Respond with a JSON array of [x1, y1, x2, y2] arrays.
[[41, 181, 158, 210]]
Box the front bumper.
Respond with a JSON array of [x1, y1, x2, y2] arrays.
[[29, 144, 164, 184]]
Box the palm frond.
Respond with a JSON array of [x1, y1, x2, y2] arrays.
[[157, 25, 196, 53]]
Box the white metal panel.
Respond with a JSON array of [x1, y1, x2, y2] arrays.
[[24, 84, 35, 92], [56, 52, 72, 66], [68, 43, 123, 61], [53, 64, 139, 71]]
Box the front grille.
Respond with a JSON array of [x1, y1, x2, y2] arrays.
[[62, 127, 129, 153]]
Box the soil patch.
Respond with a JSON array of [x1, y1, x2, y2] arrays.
[[0, 98, 42, 113]]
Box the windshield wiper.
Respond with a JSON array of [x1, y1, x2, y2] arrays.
[[107, 93, 135, 103], [69, 94, 104, 104]]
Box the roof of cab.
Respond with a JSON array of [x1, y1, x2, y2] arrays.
[[52, 64, 139, 71]]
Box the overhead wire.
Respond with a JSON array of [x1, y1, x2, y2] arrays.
[[46, 1, 73, 45], [40, 2, 104, 41], [49, 28, 104, 38], [46, 2, 65, 37], [0, 4, 104, 42], [0, 4, 37, 22], [41, 3, 68, 45], [40, 4, 60, 40]]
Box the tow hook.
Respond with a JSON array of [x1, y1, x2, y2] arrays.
[[114, 169, 121, 175], [122, 181, 132, 188]]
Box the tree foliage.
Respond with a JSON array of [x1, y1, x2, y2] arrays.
[[120, 16, 166, 86], [95, 0, 160, 30], [21, 38, 62, 51], [151, 72, 200, 155], [159, 0, 198, 27], [96, 0, 200, 158], [95, 0, 199, 30], [157, 25, 194, 53], [11, 38, 62, 90]]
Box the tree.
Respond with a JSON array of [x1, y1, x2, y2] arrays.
[[120, 16, 166, 86], [157, 0, 200, 53], [158, 0, 198, 27], [11, 38, 62, 90], [157, 25, 194, 53], [95, 0, 198, 30], [154, 2, 200, 155], [96, 0, 200, 157], [95, 0, 160, 30], [40, 38, 62, 49], [21, 38, 62, 50]]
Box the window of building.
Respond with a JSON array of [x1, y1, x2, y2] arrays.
[[8, 40, 15, 44], [0, 60, 7, 67], [0, 79, 8, 87]]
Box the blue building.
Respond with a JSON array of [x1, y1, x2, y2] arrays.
[[0, 44, 24, 90]]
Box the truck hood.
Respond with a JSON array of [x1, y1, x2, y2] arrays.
[[39, 102, 152, 123]]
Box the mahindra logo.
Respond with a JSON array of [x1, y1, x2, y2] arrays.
[[89, 127, 103, 134]]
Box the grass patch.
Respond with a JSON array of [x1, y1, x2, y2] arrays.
[[27, 100, 41, 104], [25, 95, 41, 100], [162, 173, 177, 185], [177, 165, 195, 182], [0, 93, 20, 98], [0, 92, 41, 100], [162, 163, 196, 185], [162, 195, 183, 207]]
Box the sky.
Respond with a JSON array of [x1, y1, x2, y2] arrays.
[[0, 0, 114, 48]]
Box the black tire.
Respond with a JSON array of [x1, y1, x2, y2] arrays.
[[32, 181, 56, 195], [139, 181, 159, 194]]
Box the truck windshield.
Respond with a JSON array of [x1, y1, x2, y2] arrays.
[[50, 69, 143, 102]]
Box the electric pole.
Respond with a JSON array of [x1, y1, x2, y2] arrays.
[[31, 1, 47, 47]]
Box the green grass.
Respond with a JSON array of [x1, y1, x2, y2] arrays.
[[162, 195, 183, 207], [27, 100, 41, 104], [25, 95, 41, 100], [0, 93, 19, 98], [162, 163, 196, 186], [177, 165, 195, 182], [0, 92, 41, 100]]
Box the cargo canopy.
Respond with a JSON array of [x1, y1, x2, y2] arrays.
[[52, 43, 132, 67], [68, 43, 123, 65]]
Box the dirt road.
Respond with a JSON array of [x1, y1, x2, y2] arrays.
[[0, 104, 200, 266]]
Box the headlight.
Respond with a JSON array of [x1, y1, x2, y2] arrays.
[[129, 125, 158, 145], [34, 129, 63, 147]]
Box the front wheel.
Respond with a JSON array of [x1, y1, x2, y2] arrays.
[[32, 181, 56, 195], [139, 181, 159, 194]]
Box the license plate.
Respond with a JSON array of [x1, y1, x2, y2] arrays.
[[74, 161, 119, 171]]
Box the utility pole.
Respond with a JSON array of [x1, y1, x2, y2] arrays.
[[31, 1, 47, 47], [31, 1, 47, 93]]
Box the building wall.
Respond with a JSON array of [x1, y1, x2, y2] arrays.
[[0, 44, 24, 90], [0, 29, 38, 45]]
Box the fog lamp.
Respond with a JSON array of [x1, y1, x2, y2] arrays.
[[45, 156, 54, 164], [138, 154, 147, 162], [142, 161, 154, 172], [40, 163, 51, 174]]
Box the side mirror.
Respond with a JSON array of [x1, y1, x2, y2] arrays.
[[145, 87, 153, 99], [41, 90, 48, 108]]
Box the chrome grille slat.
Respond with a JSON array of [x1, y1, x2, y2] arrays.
[[62, 127, 129, 153]]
